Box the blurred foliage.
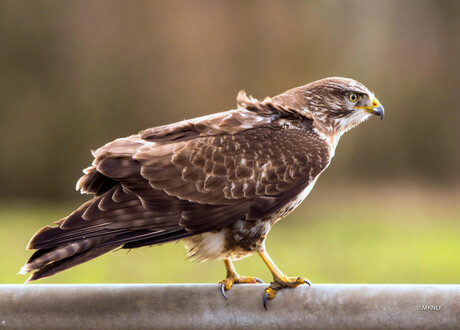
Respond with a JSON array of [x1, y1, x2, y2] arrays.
[[4, 184, 460, 284], [0, 1, 458, 285], [0, 0, 459, 200]]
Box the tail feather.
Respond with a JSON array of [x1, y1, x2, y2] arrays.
[[20, 183, 191, 281], [21, 228, 191, 282], [27, 225, 126, 250], [26, 246, 117, 282], [21, 237, 112, 276]]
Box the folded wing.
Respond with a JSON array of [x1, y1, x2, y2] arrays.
[[22, 96, 330, 280]]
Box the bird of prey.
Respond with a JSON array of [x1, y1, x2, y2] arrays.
[[19, 77, 384, 308]]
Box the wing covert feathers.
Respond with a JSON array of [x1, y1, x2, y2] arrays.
[[21, 91, 331, 281]]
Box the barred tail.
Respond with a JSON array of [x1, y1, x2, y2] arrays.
[[20, 184, 190, 282], [18, 236, 117, 282]]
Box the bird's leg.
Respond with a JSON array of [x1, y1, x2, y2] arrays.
[[258, 248, 311, 309], [218, 258, 263, 299]]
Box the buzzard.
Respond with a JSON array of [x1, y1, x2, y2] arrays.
[[19, 77, 384, 308]]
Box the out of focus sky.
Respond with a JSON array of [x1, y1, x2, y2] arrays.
[[0, 0, 459, 201]]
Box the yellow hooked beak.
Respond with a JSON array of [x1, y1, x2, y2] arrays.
[[355, 97, 384, 120]]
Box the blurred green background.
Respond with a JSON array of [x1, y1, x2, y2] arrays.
[[0, 0, 458, 284]]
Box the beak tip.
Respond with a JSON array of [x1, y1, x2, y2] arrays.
[[373, 105, 384, 120]]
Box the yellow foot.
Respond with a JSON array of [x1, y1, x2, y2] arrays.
[[219, 275, 264, 299], [263, 276, 311, 310]]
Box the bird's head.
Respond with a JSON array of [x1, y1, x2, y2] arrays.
[[273, 77, 384, 135]]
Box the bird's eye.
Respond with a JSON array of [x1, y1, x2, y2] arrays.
[[348, 93, 359, 103]]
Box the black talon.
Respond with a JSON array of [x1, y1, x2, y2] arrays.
[[256, 278, 264, 284], [304, 279, 312, 286], [263, 292, 269, 310], [220, 284, 228, 299]]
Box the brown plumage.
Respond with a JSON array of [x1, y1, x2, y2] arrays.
[[20, 77, 384, 306]]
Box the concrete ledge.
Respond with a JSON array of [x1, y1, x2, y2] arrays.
[[0, 284, 459, 329]]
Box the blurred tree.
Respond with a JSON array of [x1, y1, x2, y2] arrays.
[[0, 0, 458, 201]]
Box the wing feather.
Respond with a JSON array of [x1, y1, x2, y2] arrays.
[[22, 92, 335, 282], [43, 99, 331, 246]]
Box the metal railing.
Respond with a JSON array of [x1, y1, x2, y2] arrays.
[[0, 284, 459, 329]]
